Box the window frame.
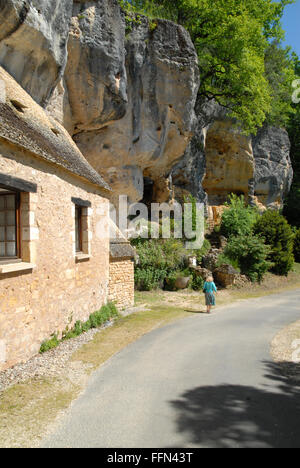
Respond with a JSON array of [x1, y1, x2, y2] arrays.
[[0, 190, 21, 264], [75, 205, 83, 254]]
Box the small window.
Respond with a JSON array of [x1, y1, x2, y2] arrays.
[[0, 190, 20, 261], [75, 205, 83, 253]]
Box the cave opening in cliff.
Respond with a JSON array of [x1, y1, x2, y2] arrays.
[[142, 177, 154, 211]]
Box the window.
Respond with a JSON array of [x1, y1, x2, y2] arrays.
[[75, 205, 83, 253], [0, 189, 20, 262]]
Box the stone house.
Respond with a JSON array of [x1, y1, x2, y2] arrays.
[[0, 67, 134, 372]]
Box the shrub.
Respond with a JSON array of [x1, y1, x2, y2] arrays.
[[216, 253, 240, 272], [40, 303, 119, 353], [224, 234, 273, 282], [191, 272, 205, 291], [294, 229, 300, 263], [135, 267, 167, 291], [191, 239, 211, 265], [254, 210, 294, 275], [220, 194, 259, 239], [40, 334, 59, 354], [133, 237, 188, 290]]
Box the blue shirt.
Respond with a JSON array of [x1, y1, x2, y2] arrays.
[[204, 281, 217, 293]]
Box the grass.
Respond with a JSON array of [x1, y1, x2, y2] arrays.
[[0, 264, 299, 447], [0, 377, 82, 448], [71, 305, 191, 370]]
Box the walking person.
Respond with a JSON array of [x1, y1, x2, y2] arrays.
[[203, 276, 217, 314]]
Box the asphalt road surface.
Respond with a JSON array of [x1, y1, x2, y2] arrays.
[[43, 290, 300, 448]]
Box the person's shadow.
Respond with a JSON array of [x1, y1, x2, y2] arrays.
[[169, 361, 300, 448], [184, 309, 207, 314]]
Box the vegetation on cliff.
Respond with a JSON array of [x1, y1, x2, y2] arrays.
[[119, 0, 296, 134]]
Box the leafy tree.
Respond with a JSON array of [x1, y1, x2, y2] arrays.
[[119, 0, 295, 133], [294, 229, 300, 263], [220, 194, 259, 239], [264, 42, 297, 127], [224, 234, 272, 282], [254, 210, 294, 275], [284, 54, 300, 227]]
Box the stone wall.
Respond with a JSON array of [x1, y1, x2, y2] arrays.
[[0, 141, 110, 371], [109, 259, 135, 309]]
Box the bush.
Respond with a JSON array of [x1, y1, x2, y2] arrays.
[[191, 272, 205, 291], [133, 237, 188, 290], [294, 229, 300, 263], [191, 239, 211, 265], [40, 334, 59, 354], [220, 194, 259, 239], [216, 253, 241, 272], [224, 234, 273, 282], [135, 267, 167, 291], [254, 210, 294, 276]]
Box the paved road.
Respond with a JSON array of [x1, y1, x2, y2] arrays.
[[43, 290, 300, 448]]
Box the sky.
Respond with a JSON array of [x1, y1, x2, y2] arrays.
[[281, 0, 300, 56]]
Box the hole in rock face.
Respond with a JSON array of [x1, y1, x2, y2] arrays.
[[141, 177, 154, 210], [10, 100, 27, 113], [51, 128, 60, 136], [103, 144, 110, 150]]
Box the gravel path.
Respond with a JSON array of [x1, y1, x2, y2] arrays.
[[0, 305, 148, 393], [271, 319, 300, 383], [0, 322, 113, 392]]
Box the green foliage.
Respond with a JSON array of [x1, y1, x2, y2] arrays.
[[133, 237, 187, 290], [133, 233, 211, 290], [294, 229, 300, 263], [216, 253, 241, 272], [224, 235, 273, 282], [190, 271, 204, 291], [132, 237, 187, 271], [220, 194, 259, 239], [119, 0, 177, 20], [164, 269, 191, 291], [119, 0, 295, 133], [264, 42, 297, 127], [40, 304, 119, 353], [193, 239, 211, 264], [254, 210, 294, 275], [135, 267, 167, 291], [39, 334, 59, 354], [284, 54, 300, 227]]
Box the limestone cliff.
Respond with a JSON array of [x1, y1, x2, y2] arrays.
[[0, 0, 293, 212], [171, 98, 293, 213]]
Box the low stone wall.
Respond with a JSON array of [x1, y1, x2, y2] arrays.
[[109, 258, 135, 309]]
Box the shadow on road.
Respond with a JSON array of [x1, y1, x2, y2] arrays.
[[170, 361, 300, 448]]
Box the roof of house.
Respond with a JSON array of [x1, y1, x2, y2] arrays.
[[109, 219, 135, 259], [110, 238, 136, 259], [0, 67, 110, 192]]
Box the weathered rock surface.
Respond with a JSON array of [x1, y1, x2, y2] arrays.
[[0, 0, 73, 106], [0, 0, 293, 212], [203, 120, 255, 205], [72, 13, 199, 204], [171, 97, 292, 213], [65, 0, 127, 134], [252, 125, 293, 210]]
